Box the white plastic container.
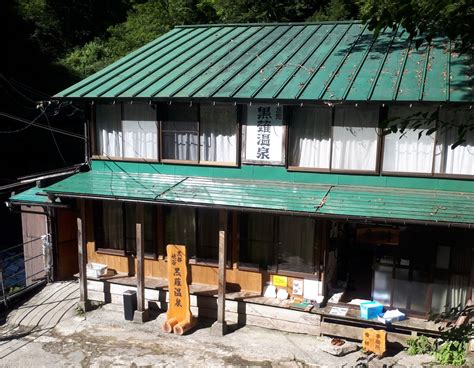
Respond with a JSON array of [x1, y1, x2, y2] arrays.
[[86, 262, 108, 278]]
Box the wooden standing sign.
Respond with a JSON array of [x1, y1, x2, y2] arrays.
[[162, 244, 196, 335], [362, 328, 386, 357]]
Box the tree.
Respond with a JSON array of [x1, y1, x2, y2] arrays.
[[360, 0, 474, 51], [60, 0, 218, 79]]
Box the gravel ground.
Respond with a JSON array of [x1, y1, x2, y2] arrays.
[[0, 303, 454, 367]]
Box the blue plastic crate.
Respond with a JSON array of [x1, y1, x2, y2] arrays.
[[360, 301, 383, 319]]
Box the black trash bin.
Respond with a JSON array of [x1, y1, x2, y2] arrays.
[[123, 290, 137, 321]]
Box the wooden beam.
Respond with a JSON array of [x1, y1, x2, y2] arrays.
[[134, 203, 149, 323], [211, 209, 228, 335], [76, 199, 90, 312]]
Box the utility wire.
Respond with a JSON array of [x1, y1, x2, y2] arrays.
[[0, 112, 86, 140], [42, 107, 67, 165], [0, 110, 46, 134]]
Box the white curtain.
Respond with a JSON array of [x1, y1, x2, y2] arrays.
[[200, 104, 237, 163], [162, 121, 199, 160], [383, 106, 436, 173], [122, 103, 158, 159], [96, 104, 122, 157], [290, 107, 331, 168], [435, 109, 474, 175], [332, 107, 379, 170]]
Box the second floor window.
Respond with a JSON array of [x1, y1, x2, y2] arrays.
[[289, 106, 379, 172], [96, 103, 158, 160]]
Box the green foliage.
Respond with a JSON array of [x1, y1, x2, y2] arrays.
[[435, 340, 466, 366], [16, 0, 130, 61], [406, 335, 433, 355], [60, 0, 218, 79], [308, 0, 358, 22], [360, 0, 474, 51]]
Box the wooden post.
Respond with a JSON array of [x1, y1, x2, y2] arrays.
[[211, 209, 228, 336], [133, 203, 149, 323], [77, 200, 91, 312]]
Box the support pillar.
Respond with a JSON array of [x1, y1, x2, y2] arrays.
[[77, 200, 91, 312], [133, 203, 149, 323], [211, 209, 228, 336]]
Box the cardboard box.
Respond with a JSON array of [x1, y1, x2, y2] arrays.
[[360, 301, 383, 319]]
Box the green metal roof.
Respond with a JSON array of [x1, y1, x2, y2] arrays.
[[55, 22, 473, 103], [45, 171, 330, 213], [43, 170, 474, 226], [9, 186, 64, 206]]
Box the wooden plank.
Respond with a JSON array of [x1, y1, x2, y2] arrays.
[[321, 321, 410, 346], [21, 206, 47, 285], [217, 209, 227, 325], [136, 204, 145, 312], [77, 200, 88, 308]]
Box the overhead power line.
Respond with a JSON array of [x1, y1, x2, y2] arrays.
[[0, 112, 86, 140]]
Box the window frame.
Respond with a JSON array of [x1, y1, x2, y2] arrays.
[[93, 200, 158, 258], [92, 102, 240, 167], [163, 205, 231, 267], [238, 212, 319, 278], [287, 105, 382, 174]]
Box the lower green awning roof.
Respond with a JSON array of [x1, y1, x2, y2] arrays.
[[10, 186, 62, 206], [41, 170, 474, 226]]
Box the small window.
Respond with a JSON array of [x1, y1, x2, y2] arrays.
[[95, 103, 158, 160], [332, 107, 379, 171], [278, 216, 315, 274], [122, 103, 158, 159], [162, 104, 199, 161], [164, 207, 221, 263], [94, 201, 157, 256], [240, 213, 276, 270], [434, 109, 474, 176], [199, 104, 238, 164], [289, 106, 331, 169], [382, 107, 437, 174], [96, 104, 122, 157], [240, 213, 317, 274]]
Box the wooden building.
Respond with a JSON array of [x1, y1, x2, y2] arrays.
[[9, 22, 474, 342]]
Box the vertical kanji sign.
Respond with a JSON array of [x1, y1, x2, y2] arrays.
[[162, 244, 195, 335], [244, 104, 284, 164]]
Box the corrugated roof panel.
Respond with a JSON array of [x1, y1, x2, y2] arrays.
[[10, 187, 51, 204], [253, 24, 334, 99], [321, 26, 374, 100], [345, 27, 397, 101], [318, 186, 474, 224], [153, 26, 258, 98], [113, 27, 226, 98], [55, 22, 473, 102], [45, 170, 330, 213], [421, 38, 449, 101], [274, 24, 351, 100], [449, 51, 473, 102], [63, 28, 192, 98], [193, 26, 287, 98], [100, 27, 239, 98], [172, 25, 273, 98], [232, 25, 318, 99], [213, 25, 306, 98], [43, 170, 474, 225], [137, 26, 244, 98], [370, 28, 412, 101], [300, 23, 368, 100], [396, 42, 430, 101]]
